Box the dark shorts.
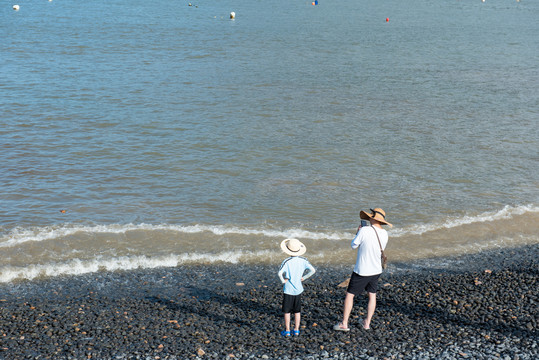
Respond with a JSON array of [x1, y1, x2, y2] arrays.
[[282, 293, 302, 314], [346, 272, 380, 296]]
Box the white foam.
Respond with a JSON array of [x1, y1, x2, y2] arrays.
[[1, 204, 536, 248], [0, 250, 273, 283], [390, 204, 539, 237], [0, 223, 347, 248]]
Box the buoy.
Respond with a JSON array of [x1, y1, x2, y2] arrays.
[[230, 11, 235, 19], [386, 17, 389, 22], [13, 4, 20, 10], [59, 210, 66, 214]]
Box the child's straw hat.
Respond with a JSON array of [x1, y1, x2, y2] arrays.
[[280, 238, 306, 256]]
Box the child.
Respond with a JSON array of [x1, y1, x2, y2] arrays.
[[278, 238, 316, 336]]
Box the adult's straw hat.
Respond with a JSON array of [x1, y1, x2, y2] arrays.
[[360, 208, 393, 227], [280, 238, 307, 256]]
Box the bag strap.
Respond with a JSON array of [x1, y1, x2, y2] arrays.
[[372, 226, 385, 258]]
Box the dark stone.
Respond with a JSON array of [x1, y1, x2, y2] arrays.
[[0, 244, 537, 359]]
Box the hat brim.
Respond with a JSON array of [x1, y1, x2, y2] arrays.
[[280, 239, 307, 256], [360, 210, 393, 227]]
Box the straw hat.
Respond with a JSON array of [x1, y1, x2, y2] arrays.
[[280, 238, 306, 256], [360, 208, 393, 227]]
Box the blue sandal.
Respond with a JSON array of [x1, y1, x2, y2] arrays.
[[281, 330, 291, 337], [293, 330, 300, 336]]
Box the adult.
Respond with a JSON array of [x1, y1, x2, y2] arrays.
[[334, 208, 392, 331]]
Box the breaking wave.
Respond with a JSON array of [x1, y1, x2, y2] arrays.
[[0, 250, 274, 283], [1, 204, 537, 248], [390, 204, 539, 237]]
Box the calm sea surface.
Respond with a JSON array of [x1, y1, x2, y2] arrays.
[[1, 0, 538, 282]]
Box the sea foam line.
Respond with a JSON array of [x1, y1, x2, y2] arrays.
[[0, 250, 274, 283], [1, 204, 537, 248], [391, 204, 539, 237], [0, 223, 347, 248]]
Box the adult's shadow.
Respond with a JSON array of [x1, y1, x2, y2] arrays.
[[379, 264, 538, 340]]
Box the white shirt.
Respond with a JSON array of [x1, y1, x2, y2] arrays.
[[351, 225, 388, 276]]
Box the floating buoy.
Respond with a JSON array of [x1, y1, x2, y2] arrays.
[[59, 210, 66, 214], [13, 4, 20, 10], [230, 11, 235, 19], [386, 17, 389, 22]]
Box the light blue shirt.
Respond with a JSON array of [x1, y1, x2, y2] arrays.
[[278, 256, 316, 295]]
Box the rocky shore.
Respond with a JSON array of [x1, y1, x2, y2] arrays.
[[1, 244, 537, 360]]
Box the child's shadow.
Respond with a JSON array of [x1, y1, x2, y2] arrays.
[[146, 285, 282, 328]]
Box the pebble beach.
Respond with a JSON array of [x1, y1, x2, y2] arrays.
[[1, 244, 537, 360], [3, 1, 538, 359]]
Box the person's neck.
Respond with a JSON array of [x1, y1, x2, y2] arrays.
[[372, 222, 383, 229]]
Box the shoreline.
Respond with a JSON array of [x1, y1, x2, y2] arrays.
[[1, 244, 537, 359]]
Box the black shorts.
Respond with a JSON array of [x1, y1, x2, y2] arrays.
[[346, 272, 380, 296], [282, 293, 302, 314]]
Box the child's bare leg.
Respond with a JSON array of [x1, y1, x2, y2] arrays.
[[284, 313, 291, 332], [294, 312, 301, 331]]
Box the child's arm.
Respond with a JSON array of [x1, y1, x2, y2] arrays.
[[301, 261, 316, 281], [278, 267, 288, 284]]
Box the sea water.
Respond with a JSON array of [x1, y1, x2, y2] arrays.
[[1, 0, 538, 282]]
